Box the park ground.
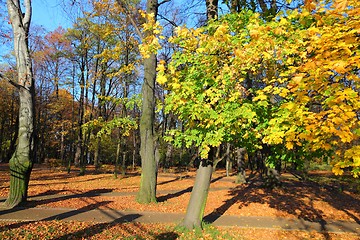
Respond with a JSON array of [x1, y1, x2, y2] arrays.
[[0, 163, 359, 239]]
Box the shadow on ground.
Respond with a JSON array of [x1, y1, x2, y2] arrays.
[[204, 174, 360, 240]]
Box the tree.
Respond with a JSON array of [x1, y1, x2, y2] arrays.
[[0, 77, 19, 163], [176, 0, 219, 229], [158, 0, 360, 229], [137, 0, 159, 204], [3, 0, 35, 208], [31, 26, 73, 164]]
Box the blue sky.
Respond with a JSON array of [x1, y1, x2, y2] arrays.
[[0, 0, 70, 63], [32, 0, 71, 31]]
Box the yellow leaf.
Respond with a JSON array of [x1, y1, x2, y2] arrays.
[[293, 73, 304, 83], [157, 75, 167, 85], [285, 141, 294, 150], [332, 166, 344, 176]]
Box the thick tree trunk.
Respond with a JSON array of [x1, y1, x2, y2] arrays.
[[5, 0, 34, 208], [181, 157, 213, 229], [6, 88, 34, 208], [137, 0, 158, 204]]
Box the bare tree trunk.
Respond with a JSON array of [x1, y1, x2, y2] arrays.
[[5, 0, 35, 208], [235, 147, 247, 184], [60, 123, 65, 165], [137, 0, 158, 204], [181, 149, 214, 229], [75, 58, 86, 175], [121, 151, 126, 176], [225, 143, 231, 177], [132, 133, 136, 171], [93, 137, 101, 170], [114, 138, 120, 179]]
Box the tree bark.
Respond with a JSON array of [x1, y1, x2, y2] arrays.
[[235, 147, 247, 184], [5, 0, 35, 208], [225, 143, 231, 177], [206, 0, 218, 21], [181, 154, 213, 229], [137, 0, 158, 204]]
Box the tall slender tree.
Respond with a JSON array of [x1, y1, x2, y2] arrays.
[[137, 0, 158, 204], [181, 0, 218, 229], [3, 0, 35, 208]]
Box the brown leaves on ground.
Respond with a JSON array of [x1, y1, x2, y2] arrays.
[[0, 164, 360, 239], [0, 164, 359, 223], [0, 221, 357, 240]]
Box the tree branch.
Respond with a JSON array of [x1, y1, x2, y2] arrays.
[[158, 0, 171, 7], [158, 13, 178, 27], [0, 72, 21, 89], [23, 0, 32, 31], [115, 0, 143, 39]]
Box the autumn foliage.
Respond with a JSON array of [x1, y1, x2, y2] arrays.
[[157, 0, 360, 177]]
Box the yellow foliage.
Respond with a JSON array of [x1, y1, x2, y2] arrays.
[[156, 74, 167, 85]]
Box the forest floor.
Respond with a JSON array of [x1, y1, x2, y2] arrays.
[[0, 163, 359, 239]]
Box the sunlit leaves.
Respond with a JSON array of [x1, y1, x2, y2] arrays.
[[159, 0, 360, 176], [139, 11, 163, 59]]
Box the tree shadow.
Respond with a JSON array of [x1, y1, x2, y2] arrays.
[[155, 232, 179, 239], [29, 189, 69, 197], [0, 189, 115, 221], [157, 175, 190, 186], [52, 218, 179, 240], [23, 188, 114, 208], [157, 174, 228, 202], [1, 207, 179, 240], [47, 202, 179, 240], [40, 201, 115, 221], [157, 186, 193, 202], [210, 175, 225, 184], [204, 176, 360, 239], [28, 175, 110, 188]]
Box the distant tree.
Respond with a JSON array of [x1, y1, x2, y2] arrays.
[[0, 77, 18, 163]]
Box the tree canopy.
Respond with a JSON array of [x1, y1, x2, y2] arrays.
[[157, 0, 360, 177]]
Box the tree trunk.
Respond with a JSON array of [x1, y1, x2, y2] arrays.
[[121, 151, 126, 176], [74, 58, 86, 174], [235, 147, 247, 184], [114, 139, 120, 179], [206, 0, 218, 21], [93, 137, 101, 170], [225, 143, 231, 177], [60, 122, 65, 165], [137, 0, 158, 204], [181, 156, 213, 229], [132, 132, 136, 171], [5, 0, 34, 208]]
